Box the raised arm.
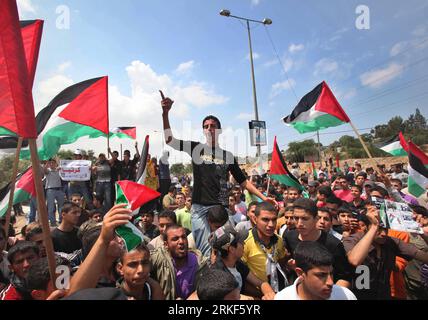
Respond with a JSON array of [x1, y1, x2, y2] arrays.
[[160, 91, 180, 148], [67, 204, 132, 295]]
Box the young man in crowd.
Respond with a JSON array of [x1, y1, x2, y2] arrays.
[[332, 175, 353, 202], [44, 158, 66, 226], [391, 163, 408, 187], [107, 149, 122, 204], [343, 205, 428, 299], [286, 187, 301, 203], [116, 244, 164, 300], [337, 207, 360, 238], [136, 211, 160, 241], [241, 202, 288, 293], [307, 181, 319, 202], [235, 201, 258, 233], [0, 241, 40, 300], [354, 172, 367, 188], [283, 198, 353, 288], [196, 268, 240, 300], [276, 205, 296, 237], [147, 211, 177, 252], [92, 153, 112, 212], [316, 185, 333, 208], [210, 224, 276, 299], [233, 188, 247, 217], [162, 186, 178, 211], [120, 144, 140, 182], [348, 185, 366, 214], [160, 93, 276, 260], [316, 208, 342, 241], [229, 194, 247, 225], [26, 255, 70, 300], [390, 178, 419, 206], [175, 196, 192, 232], [275, 242, 356, 300], [150, 225, 209, 300], [25, 225, 47, 257], [51, 202, 83, 254]]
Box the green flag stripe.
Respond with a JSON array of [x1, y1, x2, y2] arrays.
[[271, 174, 303, 190], [290, 113, 345, 134], [408, 177, 426, 198], [0, 189, 31, 217]]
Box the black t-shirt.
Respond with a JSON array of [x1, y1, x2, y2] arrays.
[[110, 159, 122, 182], [120, 157, 139, 181], [171, 140, 246, 206], [283, 229, 354, 284], [51, 228, 82, 254]]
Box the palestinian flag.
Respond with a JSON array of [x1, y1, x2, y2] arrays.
[[283, 81, 350, 134], [407, 141, 428, 198], [133, 135, 152, 214], [0, 0, 37, 139], [16, 77, 109, 160], [0, 167, 36, 217], [115, 180, 160, 251], [376, 132, 408, 156], [110, 127, 136, 140], [0, 19, 43, 137], [311, 160, 317, 179], [270, 137, 303, 190]]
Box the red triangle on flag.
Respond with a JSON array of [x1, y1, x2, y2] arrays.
[[16, 168, 36, 197], [315, 81, 350, 123], [116, 180, 160, 211], [59, 76, 109, 134], [270, 136, 287, 175]]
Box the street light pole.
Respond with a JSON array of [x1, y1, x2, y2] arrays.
[[220, 9, 272, 173]]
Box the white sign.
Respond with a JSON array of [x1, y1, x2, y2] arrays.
[[59, 160, 92, 181]]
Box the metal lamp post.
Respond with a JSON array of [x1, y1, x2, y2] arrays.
[[220, 9, 272, 172]]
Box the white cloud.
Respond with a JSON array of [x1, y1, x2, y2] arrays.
[[288, 43, 304, 53], [270, 79, 296, 99], [175, 60, 195, 75], [57, 61, 72, 73], [412, 25, 427, 37], [251, 0, 261, 6], [236, 113, 254, 121], [16, 0, 36, 17], [360, 63, 404, 89], [314, 58, 338, 76], [390, 42, 408, 57], [34, 74, 74, 110]]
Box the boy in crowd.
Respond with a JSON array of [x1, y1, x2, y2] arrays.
[[136, 211, 160, 241], [0, 241, 40, 300], [147, 211, 177, 251], [175, 194, 192, 232], [196, 268, 240, 300], [316, 208, 342, 241], [275, 242, 356, 300], [51, 202, 83, 254]]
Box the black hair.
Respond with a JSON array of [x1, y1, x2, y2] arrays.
[[390, 178, 403, 186], [207, 205, 229, 224], [254, 202, 277, 217], [93, 194, 104, 204], [81, 226, 102, 260], [168, 185, 176, 193], [88, 209, 104, 218], [61, 202, 81, 214], [357, 214, 370, 226], [351, 184, 363, 193], [371, 186, 388, 198], [70, 193, 82, 199], [162, 224, 184, 242], [202, 115, 221, 130], [287, 186, 302, 194], [158, 210, 177, 224], [317, 207, 332, 217], [410, 205, 428, 217], [197, 268, 238, 300], [26, 255, 70, 291], [247, 201, 259, 210], [337, 207, 352, 215], [356, 172, 367, 179], [293, 198, 318, 218], [326, 196, 343, 206], [318, 186, 333, 197], [119, 243, 150, 263], [140, 211, 155, 217], [25, 227, 43, 241], [300, 176, 309, 184], [294, 241, 333, 273], [7, 241, 39, 264]]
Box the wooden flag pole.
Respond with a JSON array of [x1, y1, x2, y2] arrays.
[[28, 139, 57, 288], [349, 121, 379, 169], [2, 138, 23, 252]]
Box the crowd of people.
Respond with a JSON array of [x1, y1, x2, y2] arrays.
[[0, 94, 427, 301]]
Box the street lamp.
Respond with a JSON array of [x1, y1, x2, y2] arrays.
[[219, 9, 272, 171]]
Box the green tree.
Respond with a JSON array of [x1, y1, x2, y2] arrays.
[[170, 163, 185, 176], [286, 139, 319, 163], [0, 155, 32, 189]]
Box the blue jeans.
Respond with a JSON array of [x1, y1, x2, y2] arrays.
[[46, 188, 65, 225], [191, 204, 215, 258], [95, 181, 112, 212], [28, 197, 37, 223]]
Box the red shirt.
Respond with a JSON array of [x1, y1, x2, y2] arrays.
[[334, 189, 353, 202], [0, 284, 24, 300]]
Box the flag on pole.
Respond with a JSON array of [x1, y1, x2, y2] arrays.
[[375, 132, 408, 156], [0, 167, 36, 217], [0, 0, 37, 138], [270, 137, 303, 190], [115, 180, 160, 251], [110, 127, 137, 140], [311, 160, 317, 179], [407, 141, 428, 198], [283, 81, 350, 134], [12, 77, 109, 160]]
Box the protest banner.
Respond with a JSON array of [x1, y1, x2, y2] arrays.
[[59, 160, 92, 181]]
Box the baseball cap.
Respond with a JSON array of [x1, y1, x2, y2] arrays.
[[210, 225, 248, 251]]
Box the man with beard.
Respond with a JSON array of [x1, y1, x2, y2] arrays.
[[150, 225, 208, 300]]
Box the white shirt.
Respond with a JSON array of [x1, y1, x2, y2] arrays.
[[231, 212, 247, 225], [235, 201, 247, 216], [275, 277, 357, 300]]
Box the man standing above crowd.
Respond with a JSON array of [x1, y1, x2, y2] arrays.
[[92, 153, 112, 212], [120, 143, 140, 181], [68, 149, 91, 205], [44, 158, 65, 226], [160, 92, 276, 257]]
